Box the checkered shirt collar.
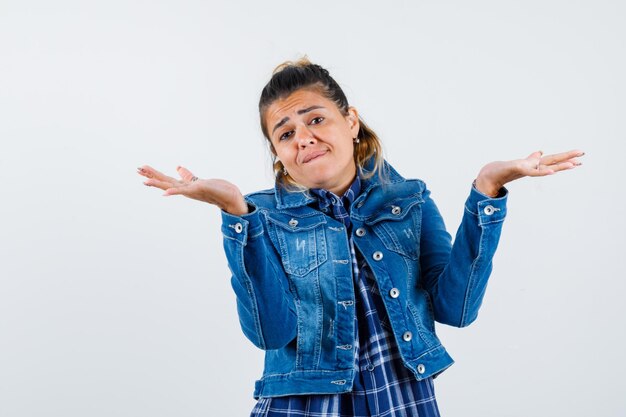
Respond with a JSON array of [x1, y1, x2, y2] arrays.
[[309, 175, 361, 229]]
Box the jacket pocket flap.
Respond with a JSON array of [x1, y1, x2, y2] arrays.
[[364, 196, 424, 225], [266, 213, 327, 231]]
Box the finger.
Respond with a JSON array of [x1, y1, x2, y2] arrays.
[[540, 149, 584, 166], [144, 178, 176, 191], [546, 161, 575, 173], [163, 183, 197, 197], [176, 166, 198, 183], [522, 151, 544, 172], [550, 156, 583, 167], [138, 165, 181, 184], [531, 164, 555, 176], [528, 158, 583, 176], [520, 157, 553, 176], [526, 150, 543, 160]]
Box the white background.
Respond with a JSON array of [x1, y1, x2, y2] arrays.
[[1, 1, 624, 416]]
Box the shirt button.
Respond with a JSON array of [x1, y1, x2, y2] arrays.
[[372, 251, 384, 261], [417, 364, 426, 374], [483, 205, 495, 215], [389, 288, 400, 298], [391, 205, 402, 215], [288, 218, 299, 227], [402, 331, 412, 342], [355, 227, 366, 237], [234, 223, 243, 233]]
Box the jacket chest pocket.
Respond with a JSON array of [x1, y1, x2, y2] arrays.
[[366, 197, 423, 260], [266, 213, 328, 277]]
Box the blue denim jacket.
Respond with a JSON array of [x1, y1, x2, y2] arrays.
[[221, 161, 508, 399]]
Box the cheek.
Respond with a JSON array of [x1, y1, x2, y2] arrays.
[[275, 145, 295, 164]]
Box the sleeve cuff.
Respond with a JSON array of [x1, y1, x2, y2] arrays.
[[220, 204, 264, 245], [465, 183, 508, 225]]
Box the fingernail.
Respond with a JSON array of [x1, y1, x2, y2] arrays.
[[575, 162, 583, 166], [578, 152, 585, 156], [143, 182, 150, 186]]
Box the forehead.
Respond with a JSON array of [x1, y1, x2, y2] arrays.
[[265, 89, 336, 124]]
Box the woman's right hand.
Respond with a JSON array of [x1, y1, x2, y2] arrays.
[[137, 165, 249, 216]]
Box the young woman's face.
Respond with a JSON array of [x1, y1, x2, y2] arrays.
[[264, 89, 360, 195]]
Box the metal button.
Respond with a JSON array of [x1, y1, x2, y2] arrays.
[[366, 364, 375, 371], [355, 227, 366, 237], [483, 205, 495, 215], [402, 331, 412, 342], [234, 223, 243, 233], [372, 251, 384, 261], [288, 218, 298, 227], [391, 205, 402, 215], [389, 288, 400, 298], [417, 364, 426, 374]]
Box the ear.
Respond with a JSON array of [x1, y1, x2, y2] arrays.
[[346, 106, 360, 138]]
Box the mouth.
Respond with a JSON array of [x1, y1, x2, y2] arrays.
[[302, 149, 328, 164]]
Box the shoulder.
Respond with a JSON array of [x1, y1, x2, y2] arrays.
[[377, 161, 428, 194], [377, 175, 428, 199], [244, 188, 277, 209], [397, 178, 427, 193]]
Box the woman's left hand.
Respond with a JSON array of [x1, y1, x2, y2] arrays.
[[474, 149, 585, 197]]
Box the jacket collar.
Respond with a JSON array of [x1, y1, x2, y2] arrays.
[[274, 158, 406, 210]]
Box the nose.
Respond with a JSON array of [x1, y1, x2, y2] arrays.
[[295, 125, 316, 148]]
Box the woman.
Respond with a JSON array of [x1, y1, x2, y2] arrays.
[[137, 59, 583, 416]]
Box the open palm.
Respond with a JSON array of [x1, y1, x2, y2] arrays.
[[137, 165, 248, 215], [475, 149, 584, 196]]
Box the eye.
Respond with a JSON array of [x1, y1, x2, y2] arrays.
[[310, 116, 324, 125], [279, 130, 294, 141]]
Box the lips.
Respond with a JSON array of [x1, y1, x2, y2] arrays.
[[302, 149, 328, 163]]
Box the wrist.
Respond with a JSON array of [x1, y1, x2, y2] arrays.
[[473, 177, 501, 198], [224, 201, 249, 216]]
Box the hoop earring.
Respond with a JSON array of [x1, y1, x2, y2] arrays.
[[283, 167, 288, 176]]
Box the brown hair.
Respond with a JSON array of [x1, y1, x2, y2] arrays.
[[259, 57, 384, 188]]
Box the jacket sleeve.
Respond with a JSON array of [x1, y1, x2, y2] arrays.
[[418, 183, 508, 328], [221, 205, 298, 350]]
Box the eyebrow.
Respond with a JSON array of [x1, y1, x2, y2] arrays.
[[271, 105, 325, 135]]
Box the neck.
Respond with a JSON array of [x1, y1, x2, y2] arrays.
[[327, 169, 356, 196]]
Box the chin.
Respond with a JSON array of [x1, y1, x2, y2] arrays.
[[308, 169, 337, 185]]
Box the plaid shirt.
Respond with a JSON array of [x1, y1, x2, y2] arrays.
[[250, 176, 441, 417]]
